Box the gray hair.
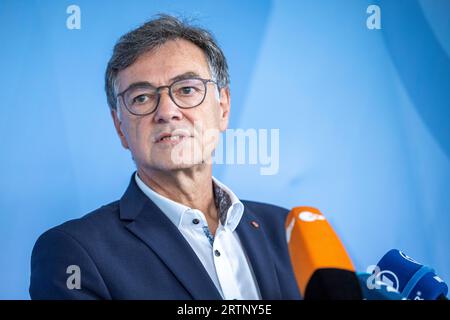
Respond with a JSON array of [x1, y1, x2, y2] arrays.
[[104, 14, 230, 111]]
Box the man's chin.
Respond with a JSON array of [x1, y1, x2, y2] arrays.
[[150, 158, 206, 172]]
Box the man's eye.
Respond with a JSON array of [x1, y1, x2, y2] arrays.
[[179, 87, 195, 95], [132, 94, 150, 104]]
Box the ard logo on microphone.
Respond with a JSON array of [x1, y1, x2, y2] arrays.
[[366, 265, 400, 292]]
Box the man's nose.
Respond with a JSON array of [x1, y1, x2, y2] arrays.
[[153, 89, 183, 123]]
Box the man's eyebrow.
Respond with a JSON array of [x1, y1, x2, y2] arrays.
[[118, 72, 202, 95], [169, 71, 201, 83], [118, 81, 154, 96]]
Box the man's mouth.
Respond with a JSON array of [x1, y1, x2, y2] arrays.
[[154, 131, 192, 144], [158, 135, 185, 142]]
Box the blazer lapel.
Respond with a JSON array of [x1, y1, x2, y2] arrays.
[[236, 206, 282, 299], [119, 176, 222, 300]]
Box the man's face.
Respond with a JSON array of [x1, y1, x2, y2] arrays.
[[112, 39, 230, 172]]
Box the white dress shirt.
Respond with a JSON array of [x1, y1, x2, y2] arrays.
[[135, 173, 261, 300]]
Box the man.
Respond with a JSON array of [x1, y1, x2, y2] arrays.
[[29, 15, 301, 300]]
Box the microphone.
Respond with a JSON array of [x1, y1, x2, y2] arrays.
[[375, 249, 448, 300], [286, 206, 362, 300]]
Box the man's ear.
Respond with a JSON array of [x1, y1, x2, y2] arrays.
[[111, 109, 129, 149], [218, 86, 230, 132]]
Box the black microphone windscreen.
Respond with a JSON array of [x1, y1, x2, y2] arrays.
[[304, 268, 363, 300]]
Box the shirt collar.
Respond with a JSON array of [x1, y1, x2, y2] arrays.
[[211, 176, 244, 231], [134, 173, 244, 231]]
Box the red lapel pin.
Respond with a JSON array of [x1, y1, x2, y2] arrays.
[[251, 221, 259, 228]]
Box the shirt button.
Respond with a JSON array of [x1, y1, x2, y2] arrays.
[[192, 218, 200, 225], [214, 250, 221, 257]]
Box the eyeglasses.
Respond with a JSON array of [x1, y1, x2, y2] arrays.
[[116, 77, 218, 116]]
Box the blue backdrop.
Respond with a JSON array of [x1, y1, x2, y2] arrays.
[[0, 0, 449, 299]]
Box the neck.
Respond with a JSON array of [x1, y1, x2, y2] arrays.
[[137, 165, 218, 222]]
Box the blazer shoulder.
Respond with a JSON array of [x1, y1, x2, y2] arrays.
[[241, 200, 290, 232], [241, 200, 289, 218], [34, 200, 122, 253], [54, 200, 120, 236]]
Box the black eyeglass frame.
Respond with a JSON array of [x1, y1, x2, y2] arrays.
[[116, 77, 218, 116]]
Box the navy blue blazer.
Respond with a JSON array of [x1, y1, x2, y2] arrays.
[[29, 174, 301, 300]]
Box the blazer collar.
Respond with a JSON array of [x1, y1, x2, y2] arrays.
[[236, 205, 283, 300], [119, 174, 222, 299]]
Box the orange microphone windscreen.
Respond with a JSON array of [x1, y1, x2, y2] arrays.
[[286, 206, 355, 296]]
